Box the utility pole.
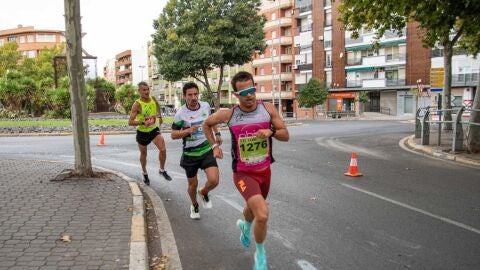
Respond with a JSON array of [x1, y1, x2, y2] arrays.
[[64, 0, 93, 176], [276, 0, 282, 118]]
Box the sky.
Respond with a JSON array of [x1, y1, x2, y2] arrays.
[[0, 0, 167, 74]]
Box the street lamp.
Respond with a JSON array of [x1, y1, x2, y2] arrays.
[[268, 0, 283, 117]]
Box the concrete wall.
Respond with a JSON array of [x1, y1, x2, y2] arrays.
[[380, 90, 397, 115]]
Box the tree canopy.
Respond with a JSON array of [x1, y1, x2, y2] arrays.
[[297, 78, 328, 109], [152, 0, 266, 110]]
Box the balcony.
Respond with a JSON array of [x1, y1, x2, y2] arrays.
[[296, 63, 312, 71], [252, 54, 293, 67], [346, 54, 406, 68], [346, 78, 406, 88], [266, 36, 293, 46], [345, 28, 407, 48], [254, 72, 293, 82], [265, 17, 292, 29], [452, 72, 479, 86]]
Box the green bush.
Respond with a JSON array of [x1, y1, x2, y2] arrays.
[[115, 84, 139, 114]]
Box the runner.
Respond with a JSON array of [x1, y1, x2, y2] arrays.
[[203, 71, 289, 269], [171, 82, 222, 219], [128, 81, 172, 185]]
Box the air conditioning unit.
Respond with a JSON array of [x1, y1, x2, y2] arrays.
[[294, 43, 301, 47], [318, 35, 324, 41], [293, 64, 298, 70]]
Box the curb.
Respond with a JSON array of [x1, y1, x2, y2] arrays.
[[399, 135, 480, 168], [141, 184, 183, 270], [94, 166, 148, 270]]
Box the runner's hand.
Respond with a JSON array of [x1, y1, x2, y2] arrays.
[[190, 125, 200, 134], [213, 147, 223, 159], [255, 129, 272, 139]]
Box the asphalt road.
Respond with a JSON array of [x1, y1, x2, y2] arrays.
[[1, 120, 479, 270]]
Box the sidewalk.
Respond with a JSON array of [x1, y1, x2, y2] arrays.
[[402, 129, 480, 167], [0, 159, 147, 270]]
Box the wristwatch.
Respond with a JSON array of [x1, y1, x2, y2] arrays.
[[269, 127, 276, 137], [215, 132, 221, 136]]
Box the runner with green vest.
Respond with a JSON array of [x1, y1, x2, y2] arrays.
[[171, 82, 222, 219], [128, 81, 172, 185]]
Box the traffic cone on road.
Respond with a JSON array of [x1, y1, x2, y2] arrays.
[[344, 152, 362, 177], [97, 132, 105, 146]]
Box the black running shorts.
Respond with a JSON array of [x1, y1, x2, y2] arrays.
[[180, 150, 218, 178], [136, 127, 160, 146]]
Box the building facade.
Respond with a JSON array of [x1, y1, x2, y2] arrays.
[[0, 25, 65, 58]]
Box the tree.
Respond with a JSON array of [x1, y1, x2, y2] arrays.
[[0, 42, 19, 77], [297, 78, 328, 118], [115, 83, 139, 114], [64, 0, 93, 177], [337, 0, 480, 131], [152, 0, 266, 110]]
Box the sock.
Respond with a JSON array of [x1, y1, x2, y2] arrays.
[[255, 242, 265, 255], [159, 168, 165, 172]]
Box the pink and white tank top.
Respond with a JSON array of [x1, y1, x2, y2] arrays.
[[227, 101, 274, 172]]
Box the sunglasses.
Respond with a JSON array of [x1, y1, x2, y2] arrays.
[[235, 87, 256, 97]]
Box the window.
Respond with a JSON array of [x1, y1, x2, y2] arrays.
[[0, 39, 4, 46], [286, 47, 292, 55], [27, 50, 36, 58], [260, 68, 265, 75], [324, 30, 332, 48], [271, 12, 276, 21], [272, 31, 276, 39], [19, 36, 26, 43], [324, 10, 332, 26], [27, 35, 34, 42], [8, 36, 16, 42], [272, 48, 277, 56], [260, 85, 265, 92], [286, 65, 292, 72], [36, 34, 56, 42], [325, 51, 332, 67], [326, 71, 332, 87]]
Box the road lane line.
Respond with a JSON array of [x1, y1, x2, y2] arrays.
[[297, 260, 319, 270], [315, 137, 388, 160], [341, 183, 480, 235], [216, 194, 245, 212]]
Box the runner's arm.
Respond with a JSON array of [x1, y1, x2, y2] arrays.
[[128, 102, 143, 126], [152, 96, 163, 125], [264, 102, 289, 141]]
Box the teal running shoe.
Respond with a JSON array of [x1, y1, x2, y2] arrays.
[[236, 219, 250, 248], [253, 251, 267, 270]]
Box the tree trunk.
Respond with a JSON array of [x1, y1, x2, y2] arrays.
[[442, 43, 453, 130], [214, 65, 224, 112], [64, 0, 93, 177], [467, 77, 480, 153]]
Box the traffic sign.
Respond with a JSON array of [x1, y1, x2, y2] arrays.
[[430, 67, 444, 90]]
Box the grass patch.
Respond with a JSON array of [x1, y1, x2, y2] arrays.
[[0, 117, 173, 127]]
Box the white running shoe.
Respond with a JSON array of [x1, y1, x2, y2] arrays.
[[198, 188, 212, 209], [190, 204, 200, 220]]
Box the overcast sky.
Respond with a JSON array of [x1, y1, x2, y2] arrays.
[[0, 0, 167, 72]]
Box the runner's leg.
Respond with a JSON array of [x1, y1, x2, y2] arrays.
[[138, 144, 148, 174]]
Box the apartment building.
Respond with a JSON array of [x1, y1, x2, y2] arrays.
[[103, 58, 116, 83], [114, 48, 148, 87], [252, 0, 295, 116], [0, 25, 65, 58]]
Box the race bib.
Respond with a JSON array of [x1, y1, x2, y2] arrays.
[[238, 136, 268, 164]]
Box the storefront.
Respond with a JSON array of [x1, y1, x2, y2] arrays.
[[326, 92, 356, 113]]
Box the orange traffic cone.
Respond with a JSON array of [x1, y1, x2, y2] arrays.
[[344, 152, 362, 177], [97, 132, 105, 146]]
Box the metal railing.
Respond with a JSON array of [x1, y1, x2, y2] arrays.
[[380, 107, 391, 115], [415, 106, 480, 153]]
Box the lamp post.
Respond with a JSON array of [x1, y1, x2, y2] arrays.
[[276, 0, 282, 118]]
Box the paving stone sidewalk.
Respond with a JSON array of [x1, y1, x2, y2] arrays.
[[0, 159, 133, 270]]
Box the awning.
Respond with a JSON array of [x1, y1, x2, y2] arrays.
[[346, 40, 406, 51], [345, 66, 375, 72]]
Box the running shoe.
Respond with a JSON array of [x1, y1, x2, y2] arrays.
[[190, 204, 200, 220], [253, 251, 267, 270], [159, 170, 172, 181], [142, 173, 150, 186], [236, 219, 250, 248], [198, 188, 212, 209]]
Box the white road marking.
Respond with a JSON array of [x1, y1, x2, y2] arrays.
[[297, 260, 319, 270], [315, 137, 388, 160], [341, 183, 480, 235], [216, 194, 245, 212]]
